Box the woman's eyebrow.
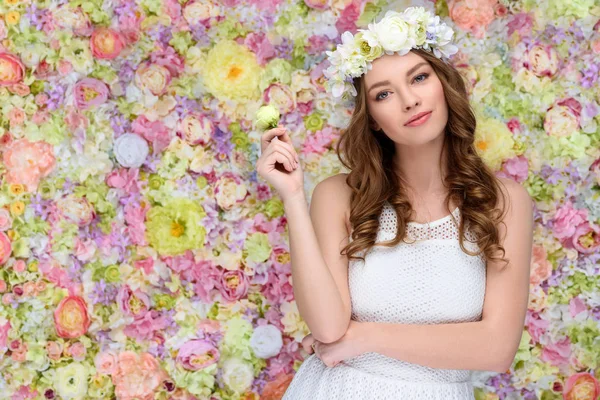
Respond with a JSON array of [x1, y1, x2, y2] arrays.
[[367, 62, 429, 94]]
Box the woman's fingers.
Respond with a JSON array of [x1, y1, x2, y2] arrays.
[[263, 145, 298, 171], [260, 125, 296, 154]]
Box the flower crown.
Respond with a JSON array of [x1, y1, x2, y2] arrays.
[[323, 6, 459, 101]]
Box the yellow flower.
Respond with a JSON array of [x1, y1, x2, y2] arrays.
[[5, 11, 20, 25], [10, 201, 25, 216], [9, 184, 24, 195], [474, 116, 516, 171], [5, 0, 19, 5], [203, 40, 261, 103]]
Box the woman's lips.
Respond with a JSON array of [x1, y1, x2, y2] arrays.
[[404, 111, 432, 127]]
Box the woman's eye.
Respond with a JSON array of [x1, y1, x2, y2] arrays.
[[375, 91, 390, 101], [414, 73, 429, 83]]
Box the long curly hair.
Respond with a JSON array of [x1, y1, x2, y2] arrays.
[[336, 48, 510, 269]]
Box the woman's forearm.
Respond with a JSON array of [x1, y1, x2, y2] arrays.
[[284, 193, 349, 343], [360, 320, 509, 373]]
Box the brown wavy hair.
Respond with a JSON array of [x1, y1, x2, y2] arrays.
[[336, 48, 510, 270]]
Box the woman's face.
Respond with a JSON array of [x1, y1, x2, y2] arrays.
[[363, 51, 448, 146]]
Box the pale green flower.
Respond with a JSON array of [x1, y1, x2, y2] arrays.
[[255, 105, 280, 131]]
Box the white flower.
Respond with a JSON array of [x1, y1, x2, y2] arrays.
[[250, 324, 283, 359], [221, 356, 254, 393], [55, 362, 89, 400], [113, 133, 149, 168]]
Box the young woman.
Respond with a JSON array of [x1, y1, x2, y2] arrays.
[[256, 7, 534, 399]]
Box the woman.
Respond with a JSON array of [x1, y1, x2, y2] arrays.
[[256, 7, 534, 399]]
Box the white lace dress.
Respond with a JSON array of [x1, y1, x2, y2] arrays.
[[282, 202, 487, 399]]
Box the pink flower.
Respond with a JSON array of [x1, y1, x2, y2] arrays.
[[219, 270, 249, 302], [0, 52, 25, 86], [552, 202, 588, 241], [335, 0, 361, 34], [46, 340, 63, 360], [123, 310, 169, 341], [8, 83, 30, 96], [95, 349, 118, 375], [8, 107, 25, 127], [0, 320, 10, 355], [2, 138, 56, 192], [540, 336, 571, 367], [572, 223, 600, 253], [73, 77, 110, 110], [569, 296, 587, 318], [90, 27, 126, 59], [507, 12, 534, 37], [497, 155, 529, 183], [244, 32, 276, 66], [112, 351, 166, 400], [0, 231, 11, 265], [131, 115, 171, 155], [525, 312, 549, 344], [563, 372, 600, 400], [68, 341, 87, 361], [176, 339, 220, 370], [53, 295, 90, 338], [105, 167, 141, 193], [448, 0, 498, 39], [529, 245, 552, 286], [117, 285, 150, 317], [304, 0, 330, 10]]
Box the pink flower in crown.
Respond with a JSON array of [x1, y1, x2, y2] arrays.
[[112, 351, 166, 400], [448, 0, 498, 39], [73, 78, 110, 110], [529, 245, 552, 286], [0, 52, 25, 86], [176, 339, 220, 370], [563, 372, 600, 400], [90, 27, 126, 59], [2, 138, 56, 192]]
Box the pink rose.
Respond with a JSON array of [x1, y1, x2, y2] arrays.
[[53, 295, 91, 338], [176, 339, 220, 370], [563, 372, 600, 400], [552, 202, 588, 241], [46, 341, 63, 360], [219, 270, 249, 302], [73, 77, 110, 110], [448, 0, 498, 39], [529, 245, 552, 286], [2, 138, 56, 192], [95, 349, 118, 375], [112, 351, 166, 400], [90, 27, 126, 59], [0, 231, 11, 265], [0, 52, 25, 86], [540, 336, 571, 367]]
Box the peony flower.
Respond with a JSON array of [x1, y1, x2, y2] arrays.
[[2, 138, 56, 192], [73, 77, 110, 110], [572, 223, 600, 254], [55, 362, 89, 399], [112, 351, 165, 400], [95, 349, 118, 375], [202, 40, 261, 103], [563, 372, 600, 400], [221, 356, 254, 393], [55, 194, 96, 226], [0, 52, 25, 86], [263, 84, 296, 115], [52, 5, 92, 35], [178, 112, 214, 146], [135, 62, 172, 96], [145, 198, 207, 256], [90, 27, 126, 59], [54, 295, 91, 338], [219, 270, 249, 302], [113, 133, 149, 168], [183, 1, 222, 24], [214, 171, 249, 211], [527, 44, 559, 78], [544, 99, 582, 137], [255, 104, 281, 131], [250, 324, 283, 359], [176, 339, 220, 370]]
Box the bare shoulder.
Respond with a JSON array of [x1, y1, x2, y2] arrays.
[[495, 177, 534, 235], [312, 173, 353, 234]]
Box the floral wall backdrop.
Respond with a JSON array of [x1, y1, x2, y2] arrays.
[[0, 0, 599, 398]]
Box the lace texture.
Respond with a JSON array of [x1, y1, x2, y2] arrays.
[[282, 202, 487, 399]]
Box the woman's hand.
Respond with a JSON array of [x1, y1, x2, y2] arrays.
[[256, 124, 304, 204], [300, 321, 369, 368]]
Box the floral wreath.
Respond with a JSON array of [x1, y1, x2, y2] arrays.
[[323, 6, 459, 101]]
